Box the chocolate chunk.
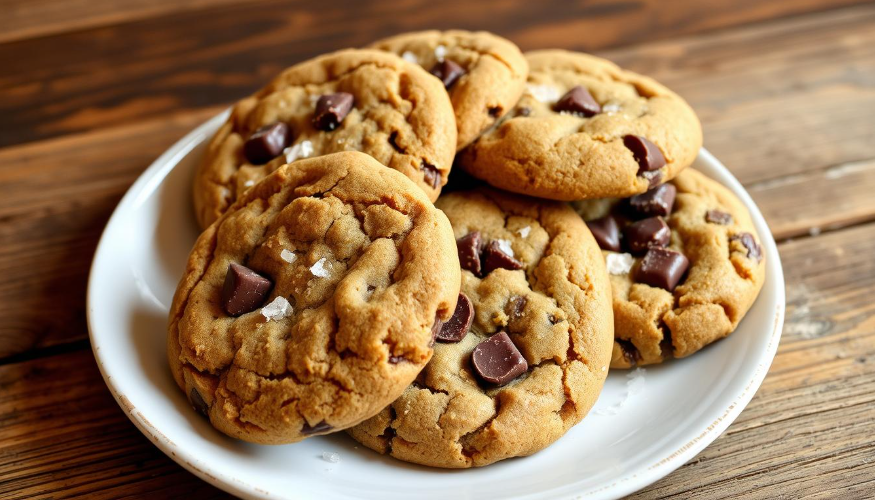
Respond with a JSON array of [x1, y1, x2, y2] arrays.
[[189, 388, 209, 417], [516, 106, 532, 117], [301, 421, 333, 435], [635, 247, 690, 291], [507, 295, 527, 321], [313, 92, 354, 131], [616, 339, 640, 366], [243, 122, 290, 165], [707, 210, 733, 225], [643, 170, 663, 188], [624, 135, 666, 172], [221, 263, 272, 316], [421, 162, 441, 189], [471, 331, 528, 386], [488, 106, 502, 118], [731, 232, 763, 262], [623, 217, 671, 254], [430, 60, 465, 88], [456, 232, 483, 276], [586, 215, 621, 252], [482, 240, 524, 275], [629, 184, 677, 218], [553, 85, 601, 117], [430, 311, 444, 346], [437, 293, 474, 343]]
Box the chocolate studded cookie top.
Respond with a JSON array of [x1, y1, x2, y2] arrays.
[[192, 49, 458, 229], [348, 187, 614, 468], [572, 169, 766, 370], [169, 152, 461, 444], [459, 50, 702, 201], [369, 30, 529, 150]]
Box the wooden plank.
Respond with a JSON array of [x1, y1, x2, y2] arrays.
[[1, 221, 873, 497], [0, 0, 253, 45], [631, 222, 875, 499], [0, 0, 871, 148], [0, 107, 221, 359]]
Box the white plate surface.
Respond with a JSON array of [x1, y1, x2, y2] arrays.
[[87, 110, 785, 500]]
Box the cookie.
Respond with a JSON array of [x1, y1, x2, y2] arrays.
[[573, 169, 766, 368], [348, 188, 614, 468], [193, 49, 457, 228], [370, 30, 528, 150], [168, 151, 461, 444], [459, 49, 703, 201]]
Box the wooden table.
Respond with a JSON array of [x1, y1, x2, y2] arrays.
[[1, 0, 873, 497]]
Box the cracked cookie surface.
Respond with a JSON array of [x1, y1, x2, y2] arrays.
[[459, 50, 703, 201], [573, 169, 766, 368], [169, 151, 461, 444], [348, 188, 613, 467], [370, 30, 528, 150], [193, 49, 457, 228]]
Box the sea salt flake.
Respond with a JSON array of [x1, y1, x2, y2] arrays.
[[434, 45, 447, 62], [284, 140, 314, 163], [261, 296, 292, 321], [495, 239, 514, 257], [606, 253, 635, 275], [310, 257, 330, 278], [401, 51, 419, 64], [280, 249, 297, 263], [243, 180, 255, 187], [517, 226, 531, 238], [526, 84, 560, 103], [308, 94, 321, 105], [602, 102, 622, 114], [322, 451, 341, 463]]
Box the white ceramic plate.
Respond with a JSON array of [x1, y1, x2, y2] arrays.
[[87, 110, 785, 500]]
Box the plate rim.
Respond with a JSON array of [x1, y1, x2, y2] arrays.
[[86, 110, 785, 500]]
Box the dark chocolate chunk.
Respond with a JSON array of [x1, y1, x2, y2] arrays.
[[471, 331, 528, 386], [706, 210, 733, 225], [507, 295, 527, 321], [629, 184, 677, 218], [482, 240, 524, 275], [623, 217, 671, 254], [221, 263, 272, 316], [430, 311, 444, 346], [624, 135, 666, 172], [616, 339, 640, 366], [243, 122, 290, 165], [643, 170, 663, 188], [731, 232, 763, 262], [301, 421, 333, 435], [586, 215, 621, 252], [437, 293, 474, 343], [456, 232, 483, 276], [430, 60, 466, 88], [421, 162, 441, 189], [313, 92, 354, 131], [488, 106, 502, 118], [635, 247, 690, 291], [189, 388, 209, 417], [553, 85, 601, 117]]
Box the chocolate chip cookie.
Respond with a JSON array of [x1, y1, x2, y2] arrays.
[[193, 49, 457, 228], [169, 151, 461, 444], [370, 30, 528, 150], [348, 188, 614, 467], [573, 169, 766, 368], [459, 50, 703, 201]]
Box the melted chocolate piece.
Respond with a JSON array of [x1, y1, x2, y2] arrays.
[[706, 210, 733, 225], [624, 135, 666, 172], [731, 232, 763, 262], [456, 232, 483, 276], [421, 162, 441, 189], [430, 60, 466, 88], [553, 85, 601, 117], [221, 263, 272, 316], [437, 293, 474, 343]]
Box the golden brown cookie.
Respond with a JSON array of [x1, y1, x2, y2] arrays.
[[169, 151, 461, 444], [193, 49, 457, 228], [459, 50, 702, 201], [573, 169, 766, 368], [370, 30, 528, 150], [348, 188, 613, 467]]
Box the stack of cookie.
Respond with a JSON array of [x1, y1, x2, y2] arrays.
[[168, 30, 766, 468]]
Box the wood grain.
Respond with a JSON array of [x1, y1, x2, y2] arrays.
[[0, 0, 870, 148], [1, 222, 872, 498]]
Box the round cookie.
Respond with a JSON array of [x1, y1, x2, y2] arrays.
[[369, 30, 528, 150], [348, 188, 614, 468], [573, 169, 766, 368], [193, 48, 457, 228], [459, 49, 703, 201], [169, 151, 461, 444]]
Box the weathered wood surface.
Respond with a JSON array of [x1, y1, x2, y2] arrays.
[[0, 0, 873, 497]]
